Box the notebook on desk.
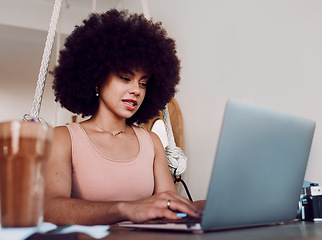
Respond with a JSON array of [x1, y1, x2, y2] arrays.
[[119, 99, 316, 233]]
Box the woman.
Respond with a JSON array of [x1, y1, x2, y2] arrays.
[[44, 9, 202, 226]]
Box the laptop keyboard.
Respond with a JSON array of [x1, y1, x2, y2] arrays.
[[145, 215, 200, 225]]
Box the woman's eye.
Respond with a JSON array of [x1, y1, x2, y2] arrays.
[[119, 76, 131, 81], [139, 82, 147, 88]]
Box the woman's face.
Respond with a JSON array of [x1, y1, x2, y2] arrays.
[[98, 69, 148, 120]]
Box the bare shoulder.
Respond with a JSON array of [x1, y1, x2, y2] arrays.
[[52, 126, 71, 147], [49, 125, 72, 164], [135, 126, 162, 147], [145, 130, 164, 152], [147, 130, 162, 144], [53, 125, 70, 138]]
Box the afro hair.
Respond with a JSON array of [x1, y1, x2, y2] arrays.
[[52, 9, 181, 124]]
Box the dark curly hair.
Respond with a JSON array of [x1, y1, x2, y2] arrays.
[[52, 9, 181, 125]]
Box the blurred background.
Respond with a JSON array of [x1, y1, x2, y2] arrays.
[[1, 0, 322, 201]]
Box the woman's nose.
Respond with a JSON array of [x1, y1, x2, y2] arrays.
[[129, 83, 141, 96]]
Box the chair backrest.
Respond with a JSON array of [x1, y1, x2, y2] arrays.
[[141, 98, 183, 149]]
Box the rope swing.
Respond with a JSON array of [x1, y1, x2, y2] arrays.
[[162, 106, 187, 175], [26, 0, 188, 179], [24, 0, 63, 123]]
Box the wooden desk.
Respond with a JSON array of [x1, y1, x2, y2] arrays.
[[77, 221, 322, 240]]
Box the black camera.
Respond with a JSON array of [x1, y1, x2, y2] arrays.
[[299, 183, 322, 221]]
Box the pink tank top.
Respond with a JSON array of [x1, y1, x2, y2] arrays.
[[66, 123, 154, 201]]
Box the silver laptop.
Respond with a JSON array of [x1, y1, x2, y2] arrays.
[[119, 99, 316, 232]]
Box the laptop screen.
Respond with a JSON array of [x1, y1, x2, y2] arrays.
[[202, 100, 315, 230]]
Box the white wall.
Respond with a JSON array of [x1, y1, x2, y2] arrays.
[[122, 0, 322, 200], [0, 0, 120, 34], [0, 0, 121, 127], [1, 0, 322, 201], [0, 24, 73, 127]]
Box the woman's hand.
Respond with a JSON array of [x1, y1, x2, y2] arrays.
[[121, 191, 201, 223], [192, 200, 206, 214]]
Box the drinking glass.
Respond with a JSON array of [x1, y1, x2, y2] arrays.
[[0, 120, 53, 228]]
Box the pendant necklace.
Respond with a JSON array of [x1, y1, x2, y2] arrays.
[[93, 122, 126, 136]]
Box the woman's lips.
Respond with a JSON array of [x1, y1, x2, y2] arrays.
[[122, 99, 137, 111]]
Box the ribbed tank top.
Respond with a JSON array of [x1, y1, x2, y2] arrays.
[[66, 123, 154, 201]]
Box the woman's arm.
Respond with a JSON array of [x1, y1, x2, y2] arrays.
[[44, 126, 128, 225], [150, 131, 176, 194]]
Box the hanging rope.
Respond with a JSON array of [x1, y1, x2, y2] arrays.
[[24, 0, 63, 122], [162, 106, 187, 175], [140, 0, 187, 176], [92, 0, 97, 13], [140, 0, 151, 19]]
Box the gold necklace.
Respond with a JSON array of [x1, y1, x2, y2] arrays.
[[93, 122, 126, 136]]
